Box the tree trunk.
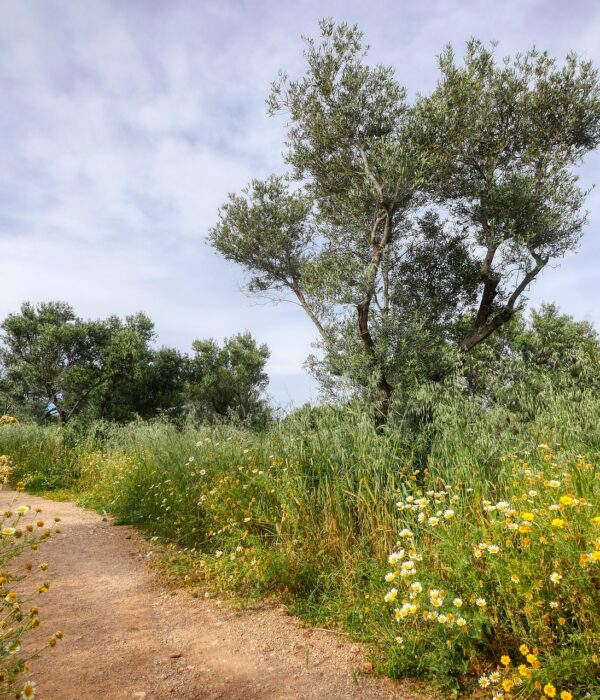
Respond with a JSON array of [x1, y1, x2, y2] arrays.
[[357, 299, 392, 428], [374, 376, 392, 428], [55, 404, 67, 425]]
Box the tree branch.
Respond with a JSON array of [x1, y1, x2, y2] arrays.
[[459, 252, 548, 352], [291, 285, 335, 352], [64, 374, 113, 422], [358, 145, 384, 202], [356, 209, 396, 423], [473, 242, 500, 328]]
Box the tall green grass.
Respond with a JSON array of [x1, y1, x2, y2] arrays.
[[1, 385, 598, 695]]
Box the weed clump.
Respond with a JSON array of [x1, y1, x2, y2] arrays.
[[0, 454, 63, 699]]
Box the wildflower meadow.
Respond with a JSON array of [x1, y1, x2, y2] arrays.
[[1, 385, 598, 698]]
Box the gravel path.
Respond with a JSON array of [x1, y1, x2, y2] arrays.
[[0, 491, 431, 700]]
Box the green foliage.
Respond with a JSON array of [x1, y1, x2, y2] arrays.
[[210, 21, 600, 418], [513, 304, 600, 386], [91, 345, 189, 422], [268, 20, 416, 217], [382, 448, 599, 698], [457, 304, 600, 417], [209, 177, 313, 296], [188, 332, 271, 427], [1, 302, 108, 423], [0, 369, 18, 418], [416, 40, 600, 353], [0, 423, 79, 492], [0, 302, 272, 428], [0, 302, 162, 424]]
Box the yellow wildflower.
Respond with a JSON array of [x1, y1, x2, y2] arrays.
[[518, 664, 532, 678]]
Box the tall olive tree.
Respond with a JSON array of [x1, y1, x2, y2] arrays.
[[211, 21, 426, 421], [210, 21, 600, 423]]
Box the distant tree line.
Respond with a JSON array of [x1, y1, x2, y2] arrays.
[[1, 300, 597, 431], [0, 301, 271, 427]]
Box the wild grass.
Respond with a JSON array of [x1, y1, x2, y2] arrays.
[[0, 384, 598, 696]]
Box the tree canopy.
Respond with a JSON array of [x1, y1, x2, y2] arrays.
[[210, 21, 600, 422], [188, 332, 271, 427], [0, 302, 271, 426], [0, 302, 119, 424]]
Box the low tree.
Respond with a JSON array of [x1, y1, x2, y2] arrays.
[[0, 302, 156, 424], [1, 302, 102, 424], [187, 332, 270, 426], [136, 347, 190, 419], [515, 304, 600, 383], [91, 345, 190, 422], [86, 313, 153, 422], [210, 21, 600, 423]]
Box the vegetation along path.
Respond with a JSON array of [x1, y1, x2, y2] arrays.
[[1, 490, 430, 700]]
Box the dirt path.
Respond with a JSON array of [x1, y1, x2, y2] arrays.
[[1, 491, 430, 700]]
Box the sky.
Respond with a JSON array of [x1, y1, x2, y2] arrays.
[[1, 0, 599, 406]]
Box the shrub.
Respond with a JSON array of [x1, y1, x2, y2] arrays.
[[0, 424, 78, 492]]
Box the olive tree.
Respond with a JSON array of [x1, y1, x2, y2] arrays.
[[187, 332, 271, 426], [210, 21, 600, 423], [0, 302, 155, 424]]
